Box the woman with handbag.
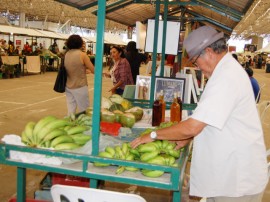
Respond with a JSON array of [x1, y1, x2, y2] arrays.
[[64, 35, 94, 115]]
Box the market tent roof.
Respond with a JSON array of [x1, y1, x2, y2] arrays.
[[34, 30, 66, 39], [83, 34, 126, 45], [104, 33, 127, 45], [256, 43, 270, 53], [54, 33, 70, 39], [83, 36, 96, 43], [0, 25, 47, 37]]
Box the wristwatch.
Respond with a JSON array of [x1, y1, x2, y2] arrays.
[[150, 131, 157, 140]]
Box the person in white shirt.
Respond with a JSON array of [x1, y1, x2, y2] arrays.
[[131, 26, 268, 202]]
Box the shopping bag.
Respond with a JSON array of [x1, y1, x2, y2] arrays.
[[53, 58, 67, 93]]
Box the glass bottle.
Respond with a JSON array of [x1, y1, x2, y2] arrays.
[[170, 92, 180, 123], [159, 90, 166, 122], [152, 93, 162, 126], [177, 92, 183, 122]]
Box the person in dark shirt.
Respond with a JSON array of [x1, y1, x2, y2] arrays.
[[125, 41, 148, 83], [245, 67, 260, 103]]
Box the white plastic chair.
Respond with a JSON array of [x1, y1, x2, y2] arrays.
[[256, 83, 265, 103], [256, 100, 270, 125], [51, 184, 147, 202], [267, 149, 270, 178]]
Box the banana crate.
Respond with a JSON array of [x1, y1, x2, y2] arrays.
[[40, 172, 90, 189]]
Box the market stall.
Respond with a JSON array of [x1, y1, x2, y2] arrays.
[[0, 1, 193, 202]]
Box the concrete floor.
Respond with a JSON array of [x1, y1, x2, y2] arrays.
[[0, 66, 269, 202]]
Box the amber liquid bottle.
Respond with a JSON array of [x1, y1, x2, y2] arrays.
[[177, 92, 183, 122], [159, 90, 166, 122], [170, 93, 180, 123], [152, 94, 162, 126]]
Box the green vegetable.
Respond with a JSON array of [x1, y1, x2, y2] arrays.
[[101, 109, 116, 123], [109, 103, 125, 112], [102, 97, 113, 109], [109, 94, 124, 104], [121, 99, 133, 110], [113, 110, 124, 123], [120, 113, 135, 128], [125, 107, 144, 121]]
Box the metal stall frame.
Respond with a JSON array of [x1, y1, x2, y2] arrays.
[[0, 1, 195, 202]]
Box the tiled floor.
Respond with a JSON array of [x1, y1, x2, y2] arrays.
[[0, 66, 269, 202]]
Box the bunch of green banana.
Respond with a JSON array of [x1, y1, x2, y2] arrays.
[[74, 114, 92, 127], [21, 116, 91, 150], [93, 139, 182, 178], [94, 142, 139, 174], [66, 113, 92, 128]]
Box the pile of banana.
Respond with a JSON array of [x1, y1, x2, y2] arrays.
[[21, 115, 92, 150], [94, 140, 182, 178], [67, 113, 92, 128]]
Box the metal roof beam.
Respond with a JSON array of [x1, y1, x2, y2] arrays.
[[92, 0, 133, 15], [190, 0, 242, 22], [135, 0, 242, 22], [133, 0, 198, 6], [167, 16, 204, 21], [55, 0, 108, 10], [187, 10, 233, 33]]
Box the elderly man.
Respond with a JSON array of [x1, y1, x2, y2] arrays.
[[131, 26, 268, 202]]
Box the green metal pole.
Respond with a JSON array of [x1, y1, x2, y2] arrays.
[[17, 167, 26, 202], [149, 0, 161, 107], [91, 0, 106, 156], [90, 0, 106, 189], [160, 0, 168, 77]]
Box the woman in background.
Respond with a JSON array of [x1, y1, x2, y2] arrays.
[[103, 46, 134, 95], [65, 35, 94, 115], [125, 41, 148, 83]]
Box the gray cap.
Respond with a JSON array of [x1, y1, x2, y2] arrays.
[[183, 26, 224, 60]]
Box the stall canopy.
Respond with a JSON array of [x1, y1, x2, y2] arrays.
[[83, 34, 126, 45], [104, 33, 127, 45], [0, 25, 47, 37], [0, 24, 68, 40], [0, 24, 127, 45], [82, 36, 96, 43], [256, 43, 270, 53], [34, 30, 66, 39]]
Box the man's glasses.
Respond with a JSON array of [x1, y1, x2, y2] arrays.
[[192, 52, 202, 67]]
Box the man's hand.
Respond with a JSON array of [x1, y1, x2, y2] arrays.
[[130, 134, 153, 148], [174, 139, 192, 150]]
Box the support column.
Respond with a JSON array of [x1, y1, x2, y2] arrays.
[[19, 12, 25, 28], [251, 36, 263, 50]]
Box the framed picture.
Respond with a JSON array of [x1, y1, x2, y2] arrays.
[[175, 73, 195, 104], [135, 75, 151, 100], [154, 77, 185, 102], [184, 67, 205, 94]]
